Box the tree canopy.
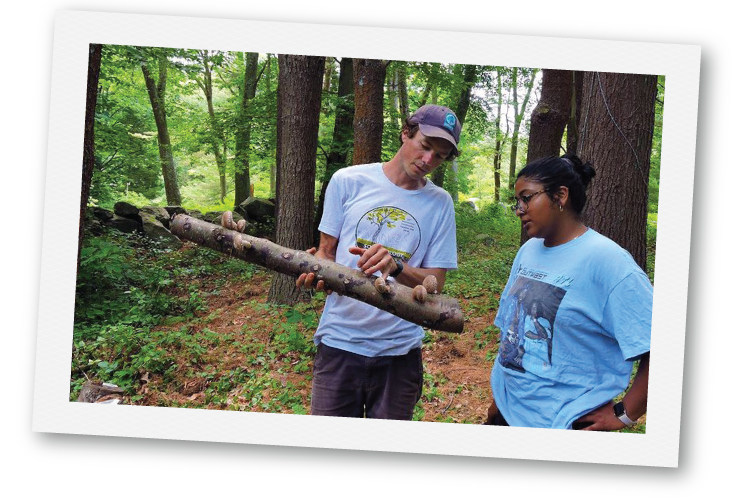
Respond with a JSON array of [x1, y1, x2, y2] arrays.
[[89, 45, 663, 227]]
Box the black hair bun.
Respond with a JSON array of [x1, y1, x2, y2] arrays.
[[562, 153, 596, 187]]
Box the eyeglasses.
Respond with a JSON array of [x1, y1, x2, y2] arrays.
[[511, 190, 547, 213]]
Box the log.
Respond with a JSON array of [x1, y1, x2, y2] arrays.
[[170, 214, 464, 333]]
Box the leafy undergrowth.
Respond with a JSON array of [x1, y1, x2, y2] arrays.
[[71, 205, 646, 432]]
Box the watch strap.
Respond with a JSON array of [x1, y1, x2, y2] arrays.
[[390, 259, 403, 278], [613, 401, 637, 426]]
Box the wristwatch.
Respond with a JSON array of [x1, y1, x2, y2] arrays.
[[613, 401, 637, 426], [390, 259, 404, 278]]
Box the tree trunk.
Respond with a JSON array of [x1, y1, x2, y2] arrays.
[[141, 51, 181, 206], [79, 43, 102, 270], [522, 69, 574, 244], [526, 69, 573, 162], [198, 51, 228, 203], [314, 57, 354, 245], [387, 68, 400, 130], [579, 72, 657, 271], [234, 52, 259, 207], [493, 70, 511, 202], [170, 214, 464, 333], [397, 65, 409, 124], [353, 58, 387, 165], [506, 68, 537, 191], [269, 54, 326, 304], [566, 71, 584, 156], [432, 64, 477, 190], [323, 57, 334, 93], [418, 63, 440, 107], [267, 55, 277, 196]]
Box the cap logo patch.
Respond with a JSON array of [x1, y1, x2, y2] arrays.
[[443, 113, 456, 131]]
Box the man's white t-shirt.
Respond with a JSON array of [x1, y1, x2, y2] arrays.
[[316, 163, 458, 357]]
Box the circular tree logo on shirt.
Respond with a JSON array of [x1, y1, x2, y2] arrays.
[[355, 206, 421, 261]]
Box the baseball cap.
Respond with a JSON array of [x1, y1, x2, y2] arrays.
[[410, 105, 462, 153]]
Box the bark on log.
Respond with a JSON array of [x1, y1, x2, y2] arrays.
[[170, 214, 464, 333]]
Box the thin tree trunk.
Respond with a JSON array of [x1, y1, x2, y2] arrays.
[[234, 52, 259, 207], [432, 64, 477, 190], [323, 57, 334, 93], [198, 51, 228, 203], [269, 54, 326, 304], [397, 65, 409, 124], [506, 68, 537, 191], [79, 43, 102, 270], [171, 214, 464, 333], [267, 55, 277, 196], [566, 71, 584, 156], [388, 67, 400, 130], [493, 71, 511, 202], [141, 50, 181, 206], [418, 62, 440, 107], [579, 72, 657, 271], [314, 57, 354, 245], [353, 58, 388, 165]]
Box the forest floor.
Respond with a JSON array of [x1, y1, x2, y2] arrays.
[[125, 242, 498, 424]]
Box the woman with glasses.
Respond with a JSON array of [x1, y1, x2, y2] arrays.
[[485, 154, 652, 430]]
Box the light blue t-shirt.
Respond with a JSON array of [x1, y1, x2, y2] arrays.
[[315, 163, 458, 357], [490, 229, 652, 429]]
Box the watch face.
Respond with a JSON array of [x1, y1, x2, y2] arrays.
[[614, 402, 625, 417]]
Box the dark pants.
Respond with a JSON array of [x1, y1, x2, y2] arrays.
[[483, 399, 510, 426], [311, 343, 423, 420]]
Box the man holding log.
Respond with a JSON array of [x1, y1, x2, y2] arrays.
[[297, 104, 461, 420]]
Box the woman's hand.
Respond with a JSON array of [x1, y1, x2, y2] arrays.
[[295, 247, 331, 295], [573, 402, 625, 431]]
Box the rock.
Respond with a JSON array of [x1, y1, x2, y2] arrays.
[[237, 196, 275, 222], [91, 207, 114, 222], [476, 233, 495, 246], [459, 200, 478, 212], [114, 201, 140, 218], [105, 214, 140, 233], [140, 206, 170, 228], [164, 206, 187, 217], [141, 214, 183, 250]]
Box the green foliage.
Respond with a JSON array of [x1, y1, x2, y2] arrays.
[[646, 213, 658, 282], [649, 76, 665, 213]]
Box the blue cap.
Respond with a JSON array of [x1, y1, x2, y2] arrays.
[[410, 105, 462, 153]]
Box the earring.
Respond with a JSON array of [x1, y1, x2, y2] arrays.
[[559, 204, 563, 212]]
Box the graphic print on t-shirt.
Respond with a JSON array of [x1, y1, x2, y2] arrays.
[[500, 275, 567, 373], [354, 206, 421, 262]]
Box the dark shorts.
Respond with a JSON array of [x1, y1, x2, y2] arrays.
[[311, 343, 423, 420]]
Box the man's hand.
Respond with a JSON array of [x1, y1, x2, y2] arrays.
[[295, 247, 331, 295], [349, 243, 397, 279]]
